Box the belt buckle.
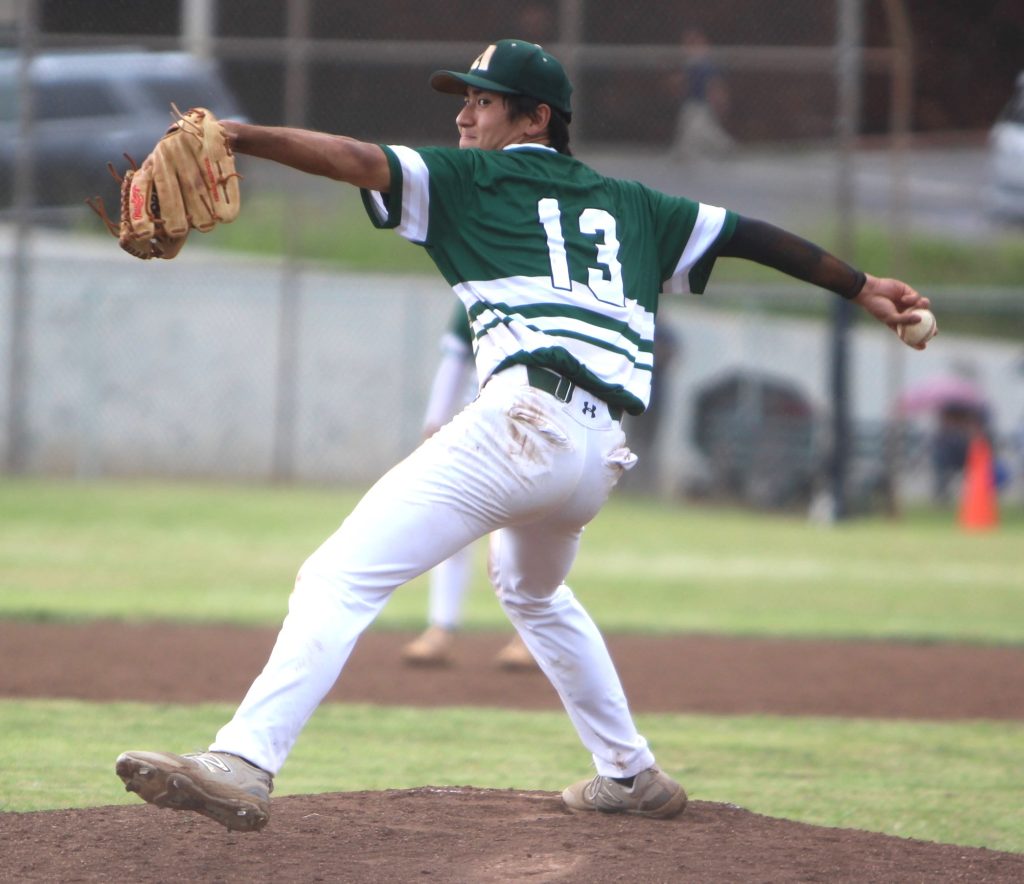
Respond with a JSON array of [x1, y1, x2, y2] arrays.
[[553, 373, 574, 403]]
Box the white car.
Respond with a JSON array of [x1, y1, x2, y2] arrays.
[[989, 71, 1024, 220]]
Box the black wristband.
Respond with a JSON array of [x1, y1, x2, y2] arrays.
[[839, 270, 867, 300]]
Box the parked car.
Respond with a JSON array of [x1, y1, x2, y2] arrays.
[[989, 71, 1024, 220], [0, 48, 245, 210]]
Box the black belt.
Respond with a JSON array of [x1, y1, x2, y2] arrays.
[[525, 365, 623, 421]]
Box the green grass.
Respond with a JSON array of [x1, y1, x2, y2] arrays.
[[2, 477, 1022, 853], [1, 478, 1021, 642], [194, 189, 436, 274], [3, 699, 1021, 853]]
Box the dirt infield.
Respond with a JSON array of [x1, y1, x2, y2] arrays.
[[2, 621, 1023, 882]]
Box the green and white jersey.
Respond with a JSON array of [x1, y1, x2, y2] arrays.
[[362, 143, 736, 415]]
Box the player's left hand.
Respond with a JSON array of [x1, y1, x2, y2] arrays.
[[87, 105, 241, 260]]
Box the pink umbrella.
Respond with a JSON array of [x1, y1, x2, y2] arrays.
[[897, 376, 987, 414]]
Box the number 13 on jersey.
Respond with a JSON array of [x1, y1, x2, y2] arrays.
[[538, 198, 625, 307]]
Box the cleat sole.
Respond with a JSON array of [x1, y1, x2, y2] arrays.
[[115, 753, 269, 832]]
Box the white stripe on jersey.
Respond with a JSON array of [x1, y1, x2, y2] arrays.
[[364, 190, 388, 225], [390, 147, 431, 243], [453, 277, 655, 398], [462, 275, 654, 351], [663, 203, 728, 294]]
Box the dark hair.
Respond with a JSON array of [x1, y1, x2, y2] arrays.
[[504, 94, 573, 156]]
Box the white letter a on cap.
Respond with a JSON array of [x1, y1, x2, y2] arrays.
[[472, 44, 497, 71]]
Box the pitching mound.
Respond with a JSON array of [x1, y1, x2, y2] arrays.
[[4, 789, 1024, 883]]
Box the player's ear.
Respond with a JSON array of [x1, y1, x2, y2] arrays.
[[526, 103, 552, 137]]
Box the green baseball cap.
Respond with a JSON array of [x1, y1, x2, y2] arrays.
[[430, 39, 573, 120]]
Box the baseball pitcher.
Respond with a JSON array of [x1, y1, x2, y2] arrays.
[[115, 39, 932, 831]]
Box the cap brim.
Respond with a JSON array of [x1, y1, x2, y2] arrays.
[[430, 70, 520, 97]]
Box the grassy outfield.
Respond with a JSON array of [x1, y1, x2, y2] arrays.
[[1, 478, 1022, 851], [1, 477, 1022, 641]]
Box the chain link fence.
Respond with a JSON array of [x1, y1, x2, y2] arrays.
[[2, 0, 1022, 510]]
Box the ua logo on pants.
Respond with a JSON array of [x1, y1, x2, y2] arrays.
[[581, 401, 597, 418]]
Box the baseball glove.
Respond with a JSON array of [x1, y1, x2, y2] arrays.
[[87, 105, 241, 260]]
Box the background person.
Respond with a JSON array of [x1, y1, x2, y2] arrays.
[[671, 28, 735, 161], [932, 401, 990, 502]]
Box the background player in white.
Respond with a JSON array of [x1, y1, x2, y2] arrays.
[[116, 38, 933, 831], [403, 305, 536, 669]]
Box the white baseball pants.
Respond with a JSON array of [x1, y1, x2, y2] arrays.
[[211, 365, 655, 779]]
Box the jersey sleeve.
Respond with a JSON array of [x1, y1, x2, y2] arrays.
[[359, 145, 404, 227], [360, 145, 469, 246], [654, 191, 739, 295]]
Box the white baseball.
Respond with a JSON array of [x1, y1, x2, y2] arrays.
[[898, 308, 937, 347]]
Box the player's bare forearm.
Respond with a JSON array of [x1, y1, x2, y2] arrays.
[[221, 122, 391, 191]]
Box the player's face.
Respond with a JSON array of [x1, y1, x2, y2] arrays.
[[456, 88, 527, 150]]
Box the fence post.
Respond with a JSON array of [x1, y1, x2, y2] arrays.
[[270, 0, 311, 481], [182, 0, 215, 60], [826, 0, 864, 520], [5, 0, 37, 474]]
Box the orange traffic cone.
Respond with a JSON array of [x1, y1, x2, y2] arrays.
[[959, 434, 998, 531]]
